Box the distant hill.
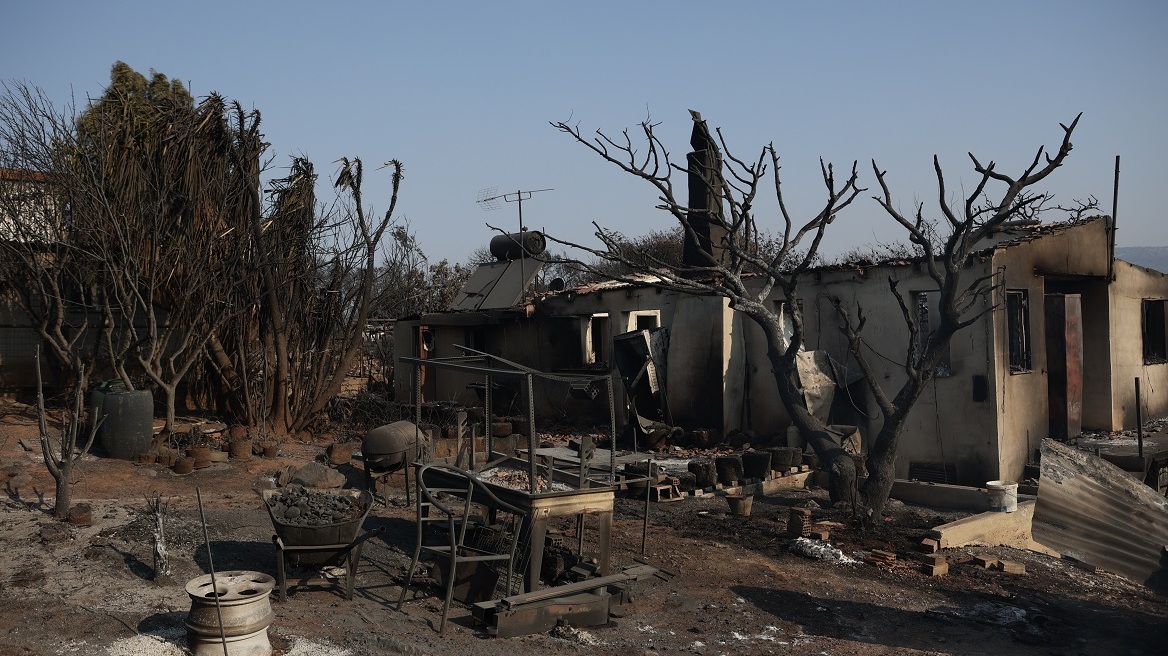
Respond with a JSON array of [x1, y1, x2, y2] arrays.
[[1116, 246, 1168, 273]]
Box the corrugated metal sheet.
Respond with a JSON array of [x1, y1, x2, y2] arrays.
[[1033, 438, 1168, 586]]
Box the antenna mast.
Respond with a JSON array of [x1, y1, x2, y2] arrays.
[[476, 187, 554, 304], [477, 187, 554, 234]]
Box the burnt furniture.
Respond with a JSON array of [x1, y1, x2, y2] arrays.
[[397, 463, 528, 633]]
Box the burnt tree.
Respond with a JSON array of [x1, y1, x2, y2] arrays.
[[551, 111, 866, 505], [553, 111, 1083, 523], [836, 114, 1083, 523]]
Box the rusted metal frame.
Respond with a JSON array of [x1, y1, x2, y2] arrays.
[[642, 457, 651, 555], [401, 349, 630, 589], [453, 345, 609, 383], [272, 526, 386, 602], [495, 566, 654, 609], [607, 377, 617, 484], [484, 372, 492, 470], [527, 373, 537, 494]]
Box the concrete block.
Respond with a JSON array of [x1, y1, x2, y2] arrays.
[[974, 555, 998, 569], [997, 560, 1026, 575], [928, 500, 1059, 557], [913, 553, 947, 567], [921, 561, 949, 576]]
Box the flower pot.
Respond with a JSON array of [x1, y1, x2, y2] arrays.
[[229, 439, 253, 461], [262, 444, 279, 459], [173, 457, 194, 475], [188, 446, 212, 469], [726, 494, 753, 517]]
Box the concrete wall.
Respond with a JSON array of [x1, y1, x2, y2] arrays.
[[393, 284, 731, 432], [725, 307, 793, 437], [1109, 260, 1168, 427], [790, 263, 1000, 484], [989, 218, 1113, 480]]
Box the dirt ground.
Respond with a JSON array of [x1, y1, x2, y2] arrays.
[[1, 402, 1165, 656]]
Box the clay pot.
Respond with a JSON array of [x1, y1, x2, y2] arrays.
[[262, 443, 279, 459], [726, 494, 753, 517], [228, 425, 248, 441], [229, 439, 253, 461], [156, 448, 178, 467], [188, 445, 212, 469], [715, 455, 744, 487], [742, 450, 772, 480], [688, 459, 717, 489], [173, 457, 194, 475]]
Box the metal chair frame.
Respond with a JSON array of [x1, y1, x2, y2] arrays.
[[396, 463, 527, 633]]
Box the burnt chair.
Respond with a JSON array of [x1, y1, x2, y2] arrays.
[[396, 463, 527, 633]]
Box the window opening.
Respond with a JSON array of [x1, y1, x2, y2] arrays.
[[585, 314, 611, 365], [1143, 299, 1167, 364], [626, 310, 661, 333], [1006, 290, 1032, 373]]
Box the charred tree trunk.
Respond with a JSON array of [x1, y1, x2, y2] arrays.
[[35, 349, 97, 521]]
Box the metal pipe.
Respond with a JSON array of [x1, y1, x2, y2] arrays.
[[485, 372, 493, 462], [641, 458, 651, 555], [1108, 155, 1120, 281], [1136, 377, 1144, 459], [607, 377, 617, 485], [527, 373, 537, 495], [195, 487, 229, 656]]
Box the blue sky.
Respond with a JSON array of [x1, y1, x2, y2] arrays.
[[3, 1, 1165, 263]]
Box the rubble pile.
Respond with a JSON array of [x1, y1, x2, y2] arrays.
[[477, 467, 571, 493], [265, 487, 365, 526]]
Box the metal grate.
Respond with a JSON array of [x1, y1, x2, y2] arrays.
[[908, 461, 957, 484]]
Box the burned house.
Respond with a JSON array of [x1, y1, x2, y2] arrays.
[[772, 216, 1168, 485], [395, 214, 1168, 487]]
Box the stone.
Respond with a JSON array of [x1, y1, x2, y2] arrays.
[[285, 461, 346, 488]]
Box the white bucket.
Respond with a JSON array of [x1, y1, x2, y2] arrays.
[[986, 480, 1018, 512]]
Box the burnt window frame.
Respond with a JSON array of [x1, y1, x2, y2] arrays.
[[1005, 289, 1032, 373], [584, 313, 612, 366], [626, 309, 661, 333], [1142, 299, 1168, 364]]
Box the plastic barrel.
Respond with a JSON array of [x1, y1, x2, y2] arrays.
[[99, 390, 154, 460], [986, 480, 1018, 512]]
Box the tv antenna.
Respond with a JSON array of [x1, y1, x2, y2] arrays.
[[476, 187, 553, 232]]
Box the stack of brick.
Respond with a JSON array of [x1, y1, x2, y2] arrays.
[[787, 507, 813, 538], [916, 553, 948, 576], [866, 549, 898, 567]]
